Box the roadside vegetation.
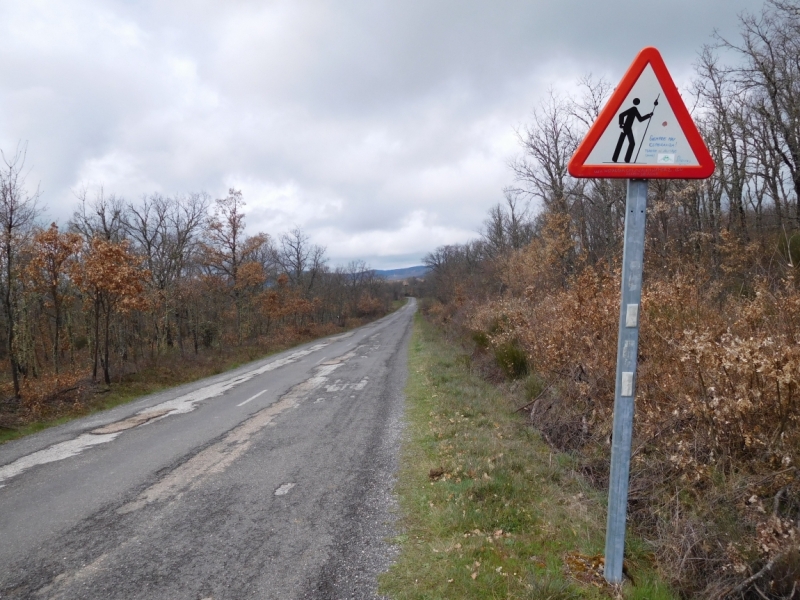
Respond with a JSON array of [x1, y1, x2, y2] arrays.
[[412, 3, 800, 597], [1, 298, 408, 445], [0, 168, 405, 443], [381, 313, 675, 599]]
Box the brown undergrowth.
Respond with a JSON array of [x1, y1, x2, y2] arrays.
[[423, 233, 800, 598]]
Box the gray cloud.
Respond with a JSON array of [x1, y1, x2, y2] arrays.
[[0, 0, 764, 267]]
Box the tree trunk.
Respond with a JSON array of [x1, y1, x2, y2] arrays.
[[5, 233, 19, 398], [103, 303, 111, 385], [794, 170, 800, 226], [67, 309, 75, 368], [92, 296, 100, 381], [176, 305, 185, 357], [235, 289, 242, 346], [52, 293, 61, 375]]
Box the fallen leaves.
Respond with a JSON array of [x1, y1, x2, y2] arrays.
[[563, 552, 606, 587], [429, 466, 445, 481]]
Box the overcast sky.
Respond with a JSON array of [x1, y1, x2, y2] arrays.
[[0, 0, 765, 269]]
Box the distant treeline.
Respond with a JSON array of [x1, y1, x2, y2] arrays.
[[0, 160, 399, 404]]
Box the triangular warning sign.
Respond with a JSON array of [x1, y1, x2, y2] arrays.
[[568, 47, 715, 179]]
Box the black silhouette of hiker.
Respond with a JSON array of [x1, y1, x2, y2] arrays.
[[612, 98, 653, 163]]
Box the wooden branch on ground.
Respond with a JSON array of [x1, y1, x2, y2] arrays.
[[514, 378, 557, 413], [724, 554, 780, 598]]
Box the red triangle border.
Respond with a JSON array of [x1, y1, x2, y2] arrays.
[[568, 47, 715, 179]]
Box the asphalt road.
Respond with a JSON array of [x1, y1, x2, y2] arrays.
[[0, 298, 415, 600]]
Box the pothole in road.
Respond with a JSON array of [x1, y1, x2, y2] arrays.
[[275, 483, 296, 496], [90, 409, 171, 434]]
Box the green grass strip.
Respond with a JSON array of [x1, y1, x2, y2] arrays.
[[380, 313, 676, 599]]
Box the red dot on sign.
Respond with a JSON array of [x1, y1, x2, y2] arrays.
[[662, 121, 668, 126]]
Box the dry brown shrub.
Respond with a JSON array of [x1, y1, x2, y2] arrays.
[[19, 372, 85, 416], [356, 294, 383, 316], [426, 298, 459, 325], [460, 233, 800, 593]]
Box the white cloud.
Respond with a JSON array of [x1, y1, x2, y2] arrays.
[[0, 0, 766, 268], [315, 209, 475, 263]]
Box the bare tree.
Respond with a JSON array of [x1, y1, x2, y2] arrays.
[[200, 189, 269, 344], [0, 144, 40, 398], [344, 259, 373, 314], [70, 185, 126, 242], [508, 90, 585, 276], [481, 189, 534, 258], [423, 241, 492, 302], [717, 0, 800, 224], [510, 90, 576, 212], [695, 45, 753, 237], [275, 227, 327, 295], [124, 191, 209, 351], [481, 203, 509, 259], [569, 74, 612, 131]]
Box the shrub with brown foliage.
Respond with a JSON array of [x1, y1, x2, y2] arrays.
[[448, 236, 800, 595]]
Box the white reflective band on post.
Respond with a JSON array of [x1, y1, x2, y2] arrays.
[[621, 372, 634, 397], [625, 304, 639, 327]]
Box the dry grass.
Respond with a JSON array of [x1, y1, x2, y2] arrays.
[[380, 313, 675, 599]]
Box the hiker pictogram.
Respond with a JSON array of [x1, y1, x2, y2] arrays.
[[612, 98, 655, 163], [568, 47, 715, 179]]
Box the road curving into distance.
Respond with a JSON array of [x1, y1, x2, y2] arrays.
[[0, 298, 416, 599]]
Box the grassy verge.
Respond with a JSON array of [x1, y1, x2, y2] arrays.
[[379, 313, 676, 599], [391, 298, 408, 311]]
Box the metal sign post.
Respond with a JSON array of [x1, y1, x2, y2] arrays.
[[566, 46, 715, 585], [604, 178, 648, 582]]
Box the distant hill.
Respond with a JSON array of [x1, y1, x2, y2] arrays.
[[374, 265, 429, 281]]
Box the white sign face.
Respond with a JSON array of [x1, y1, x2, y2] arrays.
[[584, 65, 700, 167]]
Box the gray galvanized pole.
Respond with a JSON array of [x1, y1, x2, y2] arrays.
[[604, 178, 649, 583]]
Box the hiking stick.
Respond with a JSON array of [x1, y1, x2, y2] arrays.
[[633, 94, 660, 163]]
